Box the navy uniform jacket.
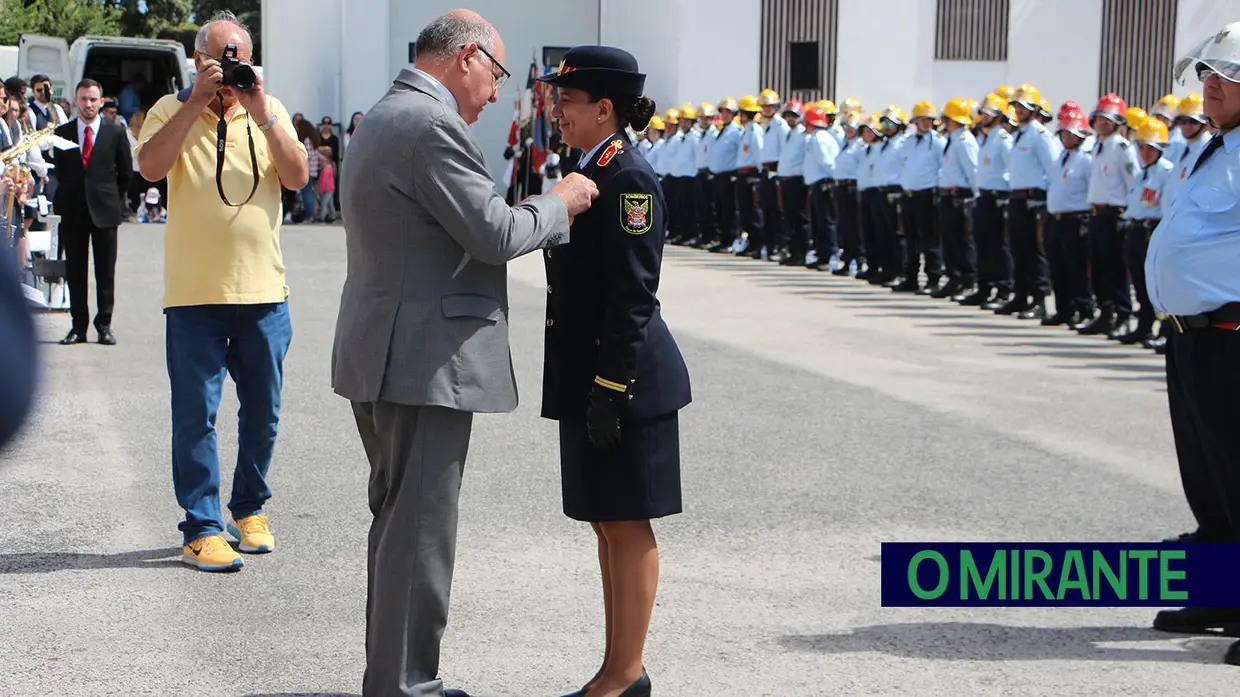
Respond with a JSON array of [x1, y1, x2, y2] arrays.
[[0, 257, 37, 451], [541, 132, 692, 421]]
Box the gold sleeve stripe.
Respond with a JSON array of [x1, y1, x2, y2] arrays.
[[594, 376, 628, 392]]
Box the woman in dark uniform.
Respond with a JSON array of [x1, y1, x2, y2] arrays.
[[537, 46, 692, 697]]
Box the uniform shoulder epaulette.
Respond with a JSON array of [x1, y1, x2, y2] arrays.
[[596, 138, 625, 167], [1118, 139, 1130, 149], [998, 129, 1011, 139]]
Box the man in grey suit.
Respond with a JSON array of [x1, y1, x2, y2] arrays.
[[333, 9, 599, 697]]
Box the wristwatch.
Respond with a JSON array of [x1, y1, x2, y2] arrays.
[[258, 115, 278, 132]]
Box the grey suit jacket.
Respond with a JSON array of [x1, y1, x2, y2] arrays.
[[332, 69, 570, 413]]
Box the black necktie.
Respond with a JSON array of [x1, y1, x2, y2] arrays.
[[1014, 128, 1024, 145], [1061, 150, 1070, 166], [1190, 135, 1224, 177], [916, 133, 923, 145], [944, 137, 952, 155]]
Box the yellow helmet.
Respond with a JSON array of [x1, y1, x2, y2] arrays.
[[840, 96, 862, 115], [647, 115, 665, 131], [1150, 92, 1181, 119], [1136, 118, 1170, 147], [758, 89, 781, 106], [979, 92, 1006, 115], [738, 94, 761, 113], [858, 112, 883, 135], [718, 96, 739, 112], [965, 98, 980, 118], [1177, 92, 1206, 121], [880, 105, 908, 126], [698, 102, 717, 117], [665, 108, 681, 123], [1037, 97, 1051, 116], [679, 104, 697, 120], [1010, 84, 1041, 110], [1002, 104, 1018, 122], [818, 99, 838, 115], [941, 97, 973, 126], [911, 100, 937, 119], [1125, 107, 1148, 131], [994, 84, 1016, 101]]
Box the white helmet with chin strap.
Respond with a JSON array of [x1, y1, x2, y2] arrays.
[[1175, 22, 1240, 84]]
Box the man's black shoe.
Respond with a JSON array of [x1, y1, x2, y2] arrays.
[[1153, 607, 1240, 636]]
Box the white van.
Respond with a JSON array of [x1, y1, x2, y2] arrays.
[[16, 34, 191, 108]]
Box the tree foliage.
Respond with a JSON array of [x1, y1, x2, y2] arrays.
[[0, 0, 122, 46]]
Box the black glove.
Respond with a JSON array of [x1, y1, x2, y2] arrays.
[[586, 384, 625, 449]]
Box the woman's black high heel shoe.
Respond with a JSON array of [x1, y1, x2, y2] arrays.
[[617, 670, 651, 697]]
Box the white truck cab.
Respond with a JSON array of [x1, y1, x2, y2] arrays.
[[17, 34, 191, 108]]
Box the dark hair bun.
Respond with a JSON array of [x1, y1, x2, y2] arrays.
[[624, 96, 657, 131]]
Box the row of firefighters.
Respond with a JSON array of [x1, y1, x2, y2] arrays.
[[633, 83, 1216, 352]]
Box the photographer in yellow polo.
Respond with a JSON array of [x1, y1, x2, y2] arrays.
[[134, 11, 308, 572]]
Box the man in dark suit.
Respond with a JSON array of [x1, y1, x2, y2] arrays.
[[52, 78, 132, 345]]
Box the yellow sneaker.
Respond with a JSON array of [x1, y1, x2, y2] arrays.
[[227, 514, 275, 554], [182, 534, 244, 572]]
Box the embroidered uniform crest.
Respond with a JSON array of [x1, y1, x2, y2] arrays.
[[597, 139, 625, 167], [621, 193, 652, 235]]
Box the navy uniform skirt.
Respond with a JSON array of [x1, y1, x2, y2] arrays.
[[559, 411, 683, 522]]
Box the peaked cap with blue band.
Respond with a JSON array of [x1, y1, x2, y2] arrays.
[[537, 45, 646, 98]]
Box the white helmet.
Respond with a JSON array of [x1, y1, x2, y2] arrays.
[[1175, 22, 1240, 84]]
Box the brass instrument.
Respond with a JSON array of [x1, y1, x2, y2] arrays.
[[2, 124, 55, 226], [1, 123, 57, 168]]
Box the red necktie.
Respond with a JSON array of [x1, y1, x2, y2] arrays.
[[81, 125, 93, 166]]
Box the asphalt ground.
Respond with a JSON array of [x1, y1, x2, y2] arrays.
[[0, 223, 1233, 696]]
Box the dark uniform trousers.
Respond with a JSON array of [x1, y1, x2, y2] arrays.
[[1167, 323, 1240, 541], [694, 169, 714, 243], [809, 179, 838, 262], [834, 181, 864, 268], [1087, 206, 1132, 315], [676, 176, 698, 241], [659, 176, 678, 239], [779, 175, 810, 262], [63, 217, 118, 334], [1008, 190, 1051, 303], [736, 168, 762, 248], [757, 165, 782, 254], [858, 188, 880, 274], [1124, 218, 1157, 326], [1045, 212, 1095, 316], [938, 189, 977, 287], [975, 190, 1014, 293], [902, 188, 942, 283], [869, 186, 904, 280], [712, 170, 738, 247]]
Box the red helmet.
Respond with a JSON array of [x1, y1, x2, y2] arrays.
[[1091, 93, 1127, 123], [803, 105, 828, 128], [782, 99, 804, 117], [1058, 108, 1090, 136], [1058, 100, 1080, 118]]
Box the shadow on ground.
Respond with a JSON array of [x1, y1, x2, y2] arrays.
[[0, 547, 182, 573], [779, 622, 1230, 663]]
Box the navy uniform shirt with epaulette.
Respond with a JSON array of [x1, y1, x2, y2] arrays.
[[541, 132, 692, 421]]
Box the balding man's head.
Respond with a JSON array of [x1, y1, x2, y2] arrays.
[[412, 9, 507, 125], [195, 10, 253, 62]]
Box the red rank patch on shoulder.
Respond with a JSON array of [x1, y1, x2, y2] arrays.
[[597, 139, 625, 167]]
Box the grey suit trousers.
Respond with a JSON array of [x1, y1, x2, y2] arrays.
[[352, 401, 474, 697]]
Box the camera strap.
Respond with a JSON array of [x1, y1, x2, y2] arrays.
[[215, 99, 260, 207]]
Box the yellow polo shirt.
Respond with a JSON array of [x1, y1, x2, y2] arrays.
[[136, 93, 304, 308]]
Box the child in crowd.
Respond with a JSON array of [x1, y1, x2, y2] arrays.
[[316, 145, 336, 223], [137, 187, 166, 224]]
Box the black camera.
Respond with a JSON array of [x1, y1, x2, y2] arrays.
[[220, 43, 256, 90]]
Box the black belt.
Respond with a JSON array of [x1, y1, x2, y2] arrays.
[[1091, 204, 1124, 216], [938, 187, 973, 199], [1159, 303, 1240, 333], [1051, 211, 1087, 220], [1125, 218, 1159, 230], [837, 180, 857, 190], [762, 163, 778, 173], [1009, 188, 1047, 201], [877, 185, 902, 194], [979, 189, 1009, 199]]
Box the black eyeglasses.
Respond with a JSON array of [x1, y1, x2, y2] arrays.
[[462, 43, 509, 90]]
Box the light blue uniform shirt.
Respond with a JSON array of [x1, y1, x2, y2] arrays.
[[977, 127, 1013, 191], [674, 129, 701, 177], [709, 122, 743, 174], [1146, 127, 1240, 315], [1123, 157, 1174, 221], [802, 129, 840, 185], [828, 123, 846, 150], [736, 120, 765, 170], [644, 138, 665, 174], [1161, 133, 1214, 215], [900, 130, 945, 192], [1008, 121, 1058, 191], [1086, 133, 1139, 206], [761, 116, 790, 165], [1046, 147, 1093, 214], [872, 132, 908, 188], [835, 137, 863, 181], [695, 125, 716, 171], [857, 141, 878, 190], [777, 123, 807, 177], [659, 132, 684, 176], [937, 128, 978, 190]]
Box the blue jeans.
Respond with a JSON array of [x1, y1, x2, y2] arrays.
[[165, 302, 293, 544]]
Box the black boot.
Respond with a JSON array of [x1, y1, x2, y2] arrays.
[[1018, 298, 1046, 320], [956, 285, 986, 305], [1106, 313, 1134, 340], [931, 279, 962, 299], [1078, 307, 1117, 335], [1069, 308, 1096, 331], [1119, 317, 1156, 345], [982, 291, 1013, 311], [994, 295, 1029, 315]]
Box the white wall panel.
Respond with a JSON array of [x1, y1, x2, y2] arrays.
[[1007, 0, 1103, 113], [835, 0, 925, 113], [340, 0, 390, 128], [262, 0, 341, 126], [676, 0, 762, 105], [599, 0, 678, 110], [931, 60, 1008, 107]]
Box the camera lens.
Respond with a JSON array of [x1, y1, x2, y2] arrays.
[[233, 65, 256, 90]]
